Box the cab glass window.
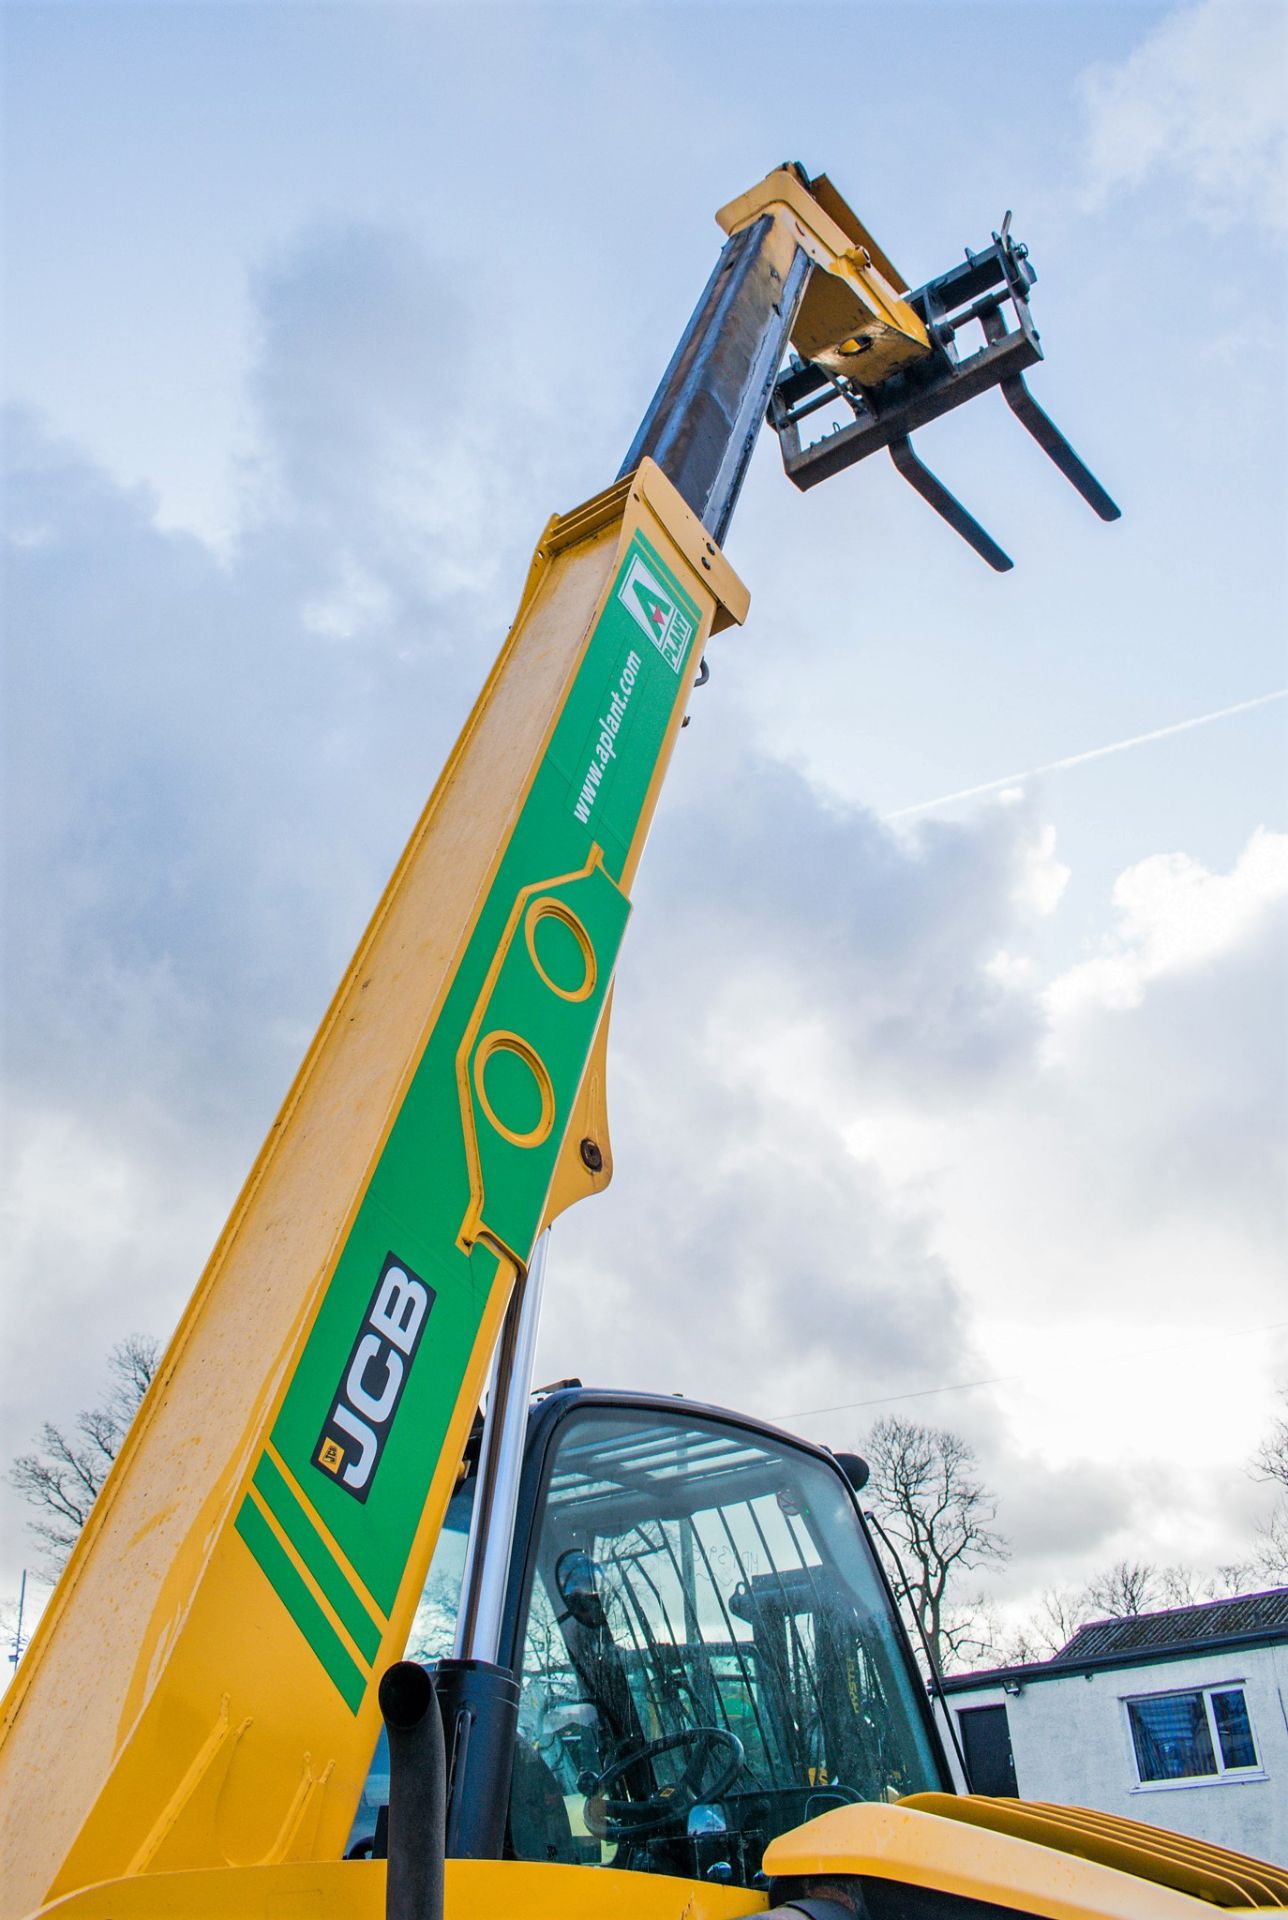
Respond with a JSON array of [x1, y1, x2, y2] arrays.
[[507, 1406, 944, 1886]]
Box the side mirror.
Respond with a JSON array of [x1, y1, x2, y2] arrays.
[[554, 1548, 607, 1629], [832, 1451, 870, 1492]]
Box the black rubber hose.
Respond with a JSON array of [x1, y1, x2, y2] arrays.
[[379, 1661, 446, 1920]]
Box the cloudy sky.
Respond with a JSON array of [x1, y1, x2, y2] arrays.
[[3, 0, 1286, 1649]]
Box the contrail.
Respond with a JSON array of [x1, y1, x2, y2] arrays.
[[884, 689, 1288, 822]]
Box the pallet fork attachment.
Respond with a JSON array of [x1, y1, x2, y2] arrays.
[[768, 210, 1121, 566]]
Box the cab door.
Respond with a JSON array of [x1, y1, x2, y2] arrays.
[[496, 1391, 951, 1891]]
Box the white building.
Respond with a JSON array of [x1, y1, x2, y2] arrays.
[[940, 1588, 1288, 1866]]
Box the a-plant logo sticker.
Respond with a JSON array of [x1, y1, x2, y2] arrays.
[[617, 552, 694, 671], [313, 1253, 435, 1501]]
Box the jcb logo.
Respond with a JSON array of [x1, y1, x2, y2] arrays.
[[313, 1253, 434, 1501]]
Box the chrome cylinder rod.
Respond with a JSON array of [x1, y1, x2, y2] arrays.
[[452, 1229, 550, 1665]]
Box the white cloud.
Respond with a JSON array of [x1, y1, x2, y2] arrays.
[[800, 818, 1286, 1600], [1012, 821, 1070, 919], [301, 554, 393, 642], [542, 748, 1061, 1425], [0, 1101, 234, 1471], [1046, 826, 1288, 1026], [1080, 0, 1288, 231]]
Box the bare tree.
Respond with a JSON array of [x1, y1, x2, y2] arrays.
[[1250, 1391, 1288, 1578], [1082, 1559, 1161, 1618], [1078, 1559, 1243, 1621], [1250, 1506, 1288, 1580], [1041, 1583, 1095, 1648], [1159, 1565, 1206, 1606], [1156, 1563, 1236, 1607], [1005, 1583, 1094, 1661], [10, 1336, 160, 1575], [1005, 1558, 1251, 1663], [1252, 1392, 1288, 1490], [861, 1416, 1008, 1675]]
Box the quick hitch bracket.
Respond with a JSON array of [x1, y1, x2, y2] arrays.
[[767, 214, 1120, 570]]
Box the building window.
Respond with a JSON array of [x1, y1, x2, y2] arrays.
[[1126, 1685, 1260, 1785]]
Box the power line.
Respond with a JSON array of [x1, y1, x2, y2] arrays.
[[776, 1317, 1288, 1425]]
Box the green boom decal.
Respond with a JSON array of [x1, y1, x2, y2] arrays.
[[242, 529, 702, 1698], [458, 855, 631, 1262]]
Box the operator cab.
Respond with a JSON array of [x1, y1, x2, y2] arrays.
[[350, 1388, 950, 1892]]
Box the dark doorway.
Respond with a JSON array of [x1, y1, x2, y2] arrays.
[[957, 1703, 1018, 1797]]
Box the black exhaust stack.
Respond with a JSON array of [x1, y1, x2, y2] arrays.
[[380, 1661, 446, 1920]]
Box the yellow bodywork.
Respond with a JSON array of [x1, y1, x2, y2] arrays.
[[29, 1861, 765, 1919], [26, 1801, 1288, 1917], [901, 1794, 1288, 1909], [764, 1800, 1281, 1917]]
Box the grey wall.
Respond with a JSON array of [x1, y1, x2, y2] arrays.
[[949, 1644, 1288, 1865]]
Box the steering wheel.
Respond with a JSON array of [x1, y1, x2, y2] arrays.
[[583, 1726, 745, 1840]]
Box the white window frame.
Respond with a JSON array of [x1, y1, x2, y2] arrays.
[[1121, 1679, 1265, 1792]]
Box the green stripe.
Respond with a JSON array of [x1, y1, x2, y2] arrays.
[[269, 530, 705, 1614], [252, 1452, 382, 1666], [235, 1494, 367, 1712]]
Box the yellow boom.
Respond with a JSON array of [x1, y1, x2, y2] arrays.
[[0, 460, 747, 1911]]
